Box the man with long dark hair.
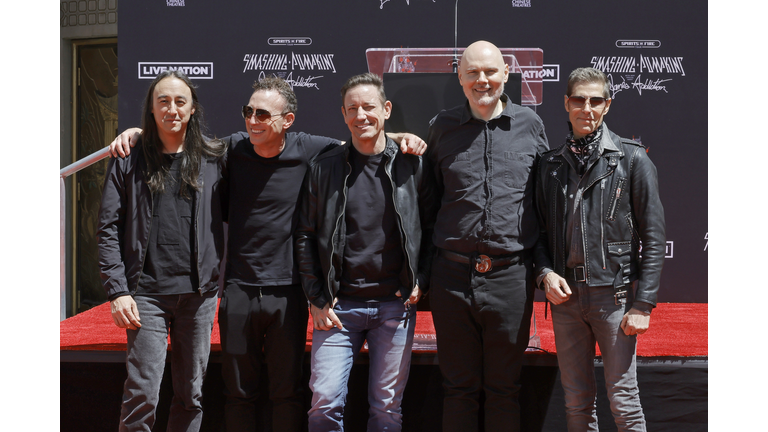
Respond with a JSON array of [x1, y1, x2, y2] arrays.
[[98, 70, 227, 431]]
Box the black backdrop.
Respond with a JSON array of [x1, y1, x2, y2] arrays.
[[119, 0, 707, 303]]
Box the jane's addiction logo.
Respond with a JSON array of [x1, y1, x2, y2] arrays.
[[591, 45, 686, 98], [242, 52, 336, 90]]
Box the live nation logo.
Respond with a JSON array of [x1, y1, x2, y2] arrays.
[[590, 40, 685, 99], [520, 64, 559, 82], [138, 62, 213, 79], [242, 40, 337, 90], [166, 0, 184, 5]]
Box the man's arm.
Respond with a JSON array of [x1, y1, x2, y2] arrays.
[[621, 144, 666, 335], [97, 156, 142, 329], [628, 145, 666, 307], [387, 132, 427, 156], [108, 127, 142, 158], [294, 164, 337, 329], [414, 154, 437, 294]]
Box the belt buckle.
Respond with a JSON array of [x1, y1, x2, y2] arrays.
[[614, 288, 628, 306], [475, 255, 493, 273], [574, 266, 586, 282]]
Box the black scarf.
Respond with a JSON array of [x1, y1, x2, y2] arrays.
[[566, 122, 603, 175]]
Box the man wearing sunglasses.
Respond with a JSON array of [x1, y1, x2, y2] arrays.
[[108, 76, 426, 432], [533, 67, 665, 431]]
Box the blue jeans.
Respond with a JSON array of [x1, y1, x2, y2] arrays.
[[120, 291, 218, 432], [308, 297, 415, 432], [551, 281, 646, 432]]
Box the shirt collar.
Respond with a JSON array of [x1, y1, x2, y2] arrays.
[[459, 93, 515, 125]]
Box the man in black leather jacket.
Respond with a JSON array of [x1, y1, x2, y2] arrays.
[[533, 67, 665, 431], [295, 73, 435, 431]]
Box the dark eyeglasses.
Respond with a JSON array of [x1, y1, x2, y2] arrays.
[[241, 106, 287, 122], [567, 96, 608, 109]]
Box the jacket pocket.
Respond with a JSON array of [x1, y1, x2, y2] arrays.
[[607, 242, 632, 257]]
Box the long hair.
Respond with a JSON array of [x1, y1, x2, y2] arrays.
[[140, 70, 225, 199]]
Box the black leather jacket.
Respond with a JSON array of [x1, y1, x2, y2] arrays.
[[533, 125, 665, 306], [97, 140, 227, 300], [295, 139, 436, 309]]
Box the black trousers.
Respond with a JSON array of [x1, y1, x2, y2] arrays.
[[219, 282, 309, 432], [429, 253, 535, 432]]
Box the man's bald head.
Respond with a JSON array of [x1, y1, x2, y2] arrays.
[[458, 40, 509, 120]]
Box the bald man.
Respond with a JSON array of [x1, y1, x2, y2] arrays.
[[424, 40, 549, 432]]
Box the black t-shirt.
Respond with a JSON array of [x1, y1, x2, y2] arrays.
[[224, 131, 340, 286], [339, 145, 404, 301], [137, 153, 199, 295]]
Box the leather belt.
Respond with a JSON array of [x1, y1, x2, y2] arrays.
[[565, 266, 587, 283], [438, 249, 524, 273]]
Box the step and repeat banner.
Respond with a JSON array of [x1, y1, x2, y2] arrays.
[[119, 0, 707, 302]]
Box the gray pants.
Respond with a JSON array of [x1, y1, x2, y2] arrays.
[[551, 282, 646, 432], [120, 291, 218, 432]]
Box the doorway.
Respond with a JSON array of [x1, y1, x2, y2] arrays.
[[71, 39, 118, 314]]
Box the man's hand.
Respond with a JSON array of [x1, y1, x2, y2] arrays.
[[543, 272, 572, 305], [396, 284, 422, 305], [388, 132, 427, 156], [310, 302, 343, 331], [620, 308, 651, 336], [108, 127, 143, 158], [110, 295, 141, 330]]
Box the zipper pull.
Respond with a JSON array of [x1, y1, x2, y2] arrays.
[[601, 179, 606, 190]]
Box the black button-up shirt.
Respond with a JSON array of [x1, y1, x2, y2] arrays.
[[426, 94, 549, 256]]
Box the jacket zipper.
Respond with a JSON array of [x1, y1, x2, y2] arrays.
[[608, 178, 624, 221], [600, 179, 606, 269], [327, 156, 351, 304]]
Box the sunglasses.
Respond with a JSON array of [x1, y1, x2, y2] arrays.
[[567, 96, 608, 109], [241, 106, 287, 122]]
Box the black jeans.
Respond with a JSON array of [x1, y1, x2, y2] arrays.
[[219, 282, 309, 432], [429, 253, 535, 432]]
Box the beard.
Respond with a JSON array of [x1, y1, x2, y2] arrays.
[[472, 83, 505, 107]]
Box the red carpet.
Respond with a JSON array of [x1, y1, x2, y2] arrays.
[[60, 301, 707, 358]]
